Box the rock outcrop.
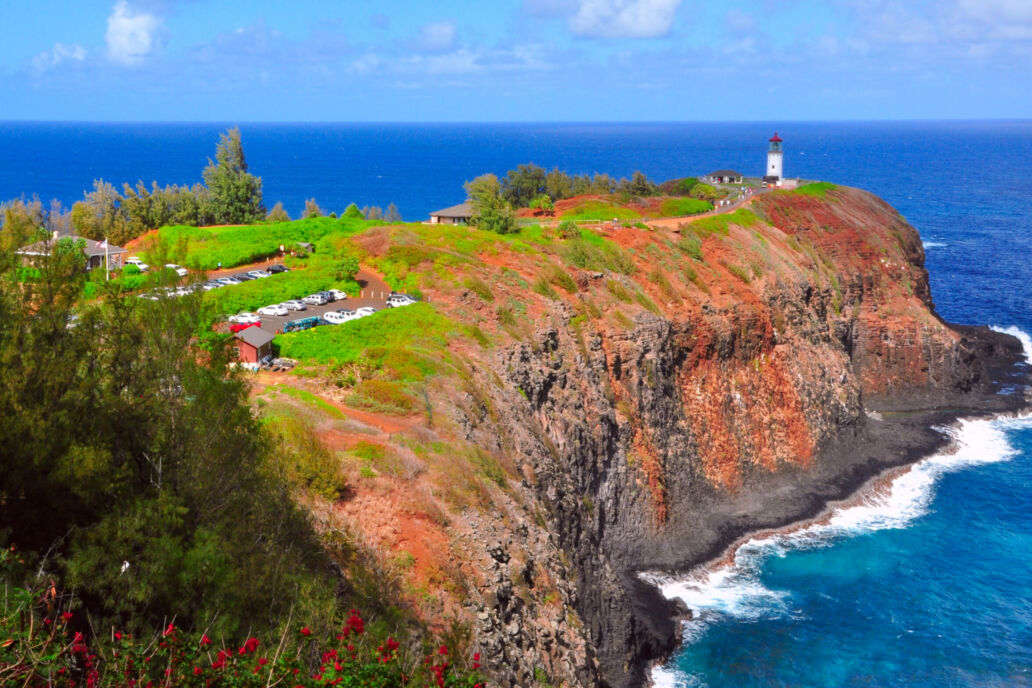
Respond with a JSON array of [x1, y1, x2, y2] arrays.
[[442, 186, 1029, 687]]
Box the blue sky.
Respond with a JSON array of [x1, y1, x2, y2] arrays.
[[2, 0, 1030, 121]]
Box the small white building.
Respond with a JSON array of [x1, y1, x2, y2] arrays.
[[428, 202, 472, 225], [16, 232, 127, 272], [705, 169, 744, 184]]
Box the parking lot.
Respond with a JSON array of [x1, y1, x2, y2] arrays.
[[253, 291, 397, 334]]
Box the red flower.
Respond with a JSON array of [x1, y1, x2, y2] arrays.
[[200, 634, 211, 646], [193, 667, 202, 676], [438, 645, 448, 655], [387, 637, 400, 652], [61, 612, 73, 622], [114, 632, 123, 640], [300, 626, 312, 637], [257, 658, 268, 667]]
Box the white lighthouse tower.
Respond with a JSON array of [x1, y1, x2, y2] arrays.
[[764, 132, 783, 185]]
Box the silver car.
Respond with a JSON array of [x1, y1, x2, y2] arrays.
[[281, 300, 307, 311]]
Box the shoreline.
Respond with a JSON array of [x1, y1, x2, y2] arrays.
[[625, 328, 1032, 686]]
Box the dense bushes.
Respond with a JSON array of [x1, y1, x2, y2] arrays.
[[158, 216, 371, 270], [0, 240, 338, 642], [0, 583, 484, 688], [660, 198, 713, 216]]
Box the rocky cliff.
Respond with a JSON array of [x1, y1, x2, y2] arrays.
[[314, 184, 1029, 688]]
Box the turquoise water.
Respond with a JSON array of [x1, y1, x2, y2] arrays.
[[1, 121, 1030, 686]]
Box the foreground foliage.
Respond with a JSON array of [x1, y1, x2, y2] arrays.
[[0, 570, 484, 688]]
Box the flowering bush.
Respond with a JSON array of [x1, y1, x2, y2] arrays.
[[1, 585, 485, 688]]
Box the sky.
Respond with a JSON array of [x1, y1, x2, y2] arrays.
[[2, 0, 1030, 121]]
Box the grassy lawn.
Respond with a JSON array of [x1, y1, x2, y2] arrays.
[[659, 198, 714, 217], [157, 216, 381, 270], [560, 199, 643, 222]]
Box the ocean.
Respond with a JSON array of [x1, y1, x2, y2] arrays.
[[2, 120, 1030, 687]]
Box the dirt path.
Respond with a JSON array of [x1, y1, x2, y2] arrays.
[[252, 371, 417, 434]]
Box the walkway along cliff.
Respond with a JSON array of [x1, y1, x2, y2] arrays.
[[309, 184, 1031, 688]]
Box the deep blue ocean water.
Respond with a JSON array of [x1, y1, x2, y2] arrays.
[[1, 120, 1030, 687]]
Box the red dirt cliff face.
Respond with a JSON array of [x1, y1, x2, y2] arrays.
[[434, 184, 1015, 687]]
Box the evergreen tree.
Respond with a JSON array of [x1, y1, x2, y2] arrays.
[[465, 174, 517, 234], [201, 128, 265, 225]]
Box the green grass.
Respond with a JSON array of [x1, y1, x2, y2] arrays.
[[156, 216, 379, 270], [275, 303, 454, 381], [685, 208, 761, 237], [561, 230, 637, 275], [660, 198, 713, 217], [560, 199, 642, 222], [266, 384, 344, 418], [792, 182, 838, 198]]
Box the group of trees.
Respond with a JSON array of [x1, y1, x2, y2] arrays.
[[295, 199, 402, 223], [498, 163, 661, 209], [463, 163, 668, 234], [0, 225, 335, 640], [66, 128, 265, 246]]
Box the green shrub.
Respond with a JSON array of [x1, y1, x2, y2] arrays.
[[557, 219, 580, 239], [562, 233, 636, 275], [464, 275, 494, 301], [660, 198, 713, 217], [533, 276, 559, 300], [546, 265, 578, 293], [677, 235, 703, 261], [349, 379, 416, 414], [123, 264, 142, 276]]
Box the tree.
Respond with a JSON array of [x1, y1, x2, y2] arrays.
[[336, 254, 360, 282], [302, 198, 323, 219], [343, 203, 364, 220], [501, 163, 546, 208], [361, 205, 383, 220], [545, 167, 574, 201], [266, 201, 290, 223], [529, 194, 554, 212], [621, 170, 658, 197], [464, 174, 517, 234], [201, 128, 265, 225], [384, 203, 402, 223], [1, 196, 46, 239]]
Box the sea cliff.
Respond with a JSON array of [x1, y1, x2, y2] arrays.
[[295, 184, 1030, 688]]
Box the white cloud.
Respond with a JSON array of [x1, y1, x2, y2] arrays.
[[106, 1, 162, 66], [412, 21, 458, 53], [568, 0, 682, 38], [32, 43, 87, 71]]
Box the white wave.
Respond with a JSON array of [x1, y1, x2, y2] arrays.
[[990, 325, 1032, 363], [645, 412, 1032, 687], [922, 241, 947, 248]]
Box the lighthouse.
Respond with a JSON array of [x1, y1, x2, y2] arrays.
[[764, 132, 783, 185]]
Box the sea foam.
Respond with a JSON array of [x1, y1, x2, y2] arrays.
[[922, 241, 947, 248], [646, 326, 1032, 687]]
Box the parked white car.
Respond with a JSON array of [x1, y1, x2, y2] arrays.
[[247, 270, 271, 279], [281, 300, 307, 311], [165, 263, 188, 277], [354, 307, 378, 318], [322, 311, 352, 324], [303, 293, 329, 306], [386, 294, 417, 308], [257, 304, 288, 317], [228, 312, 261, 324], [126, 256, 149, 271], [327, 289, 347, 301], [216, 276, 241, 286]]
